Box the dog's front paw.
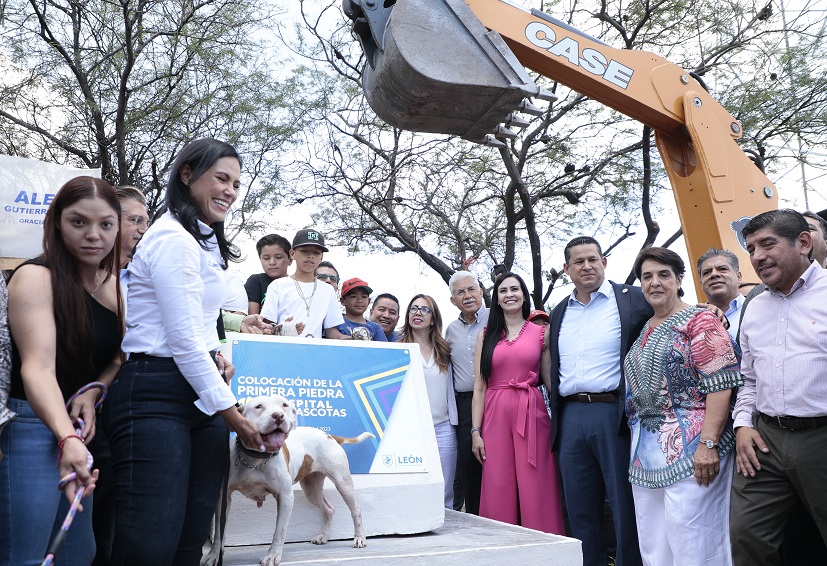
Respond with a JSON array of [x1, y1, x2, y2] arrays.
[[260, 552, 282, 566], [352, 536, 367, 548], [310, 533, 329, 545]]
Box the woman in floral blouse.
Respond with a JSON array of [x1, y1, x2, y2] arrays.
[[625, 247, 741, 566]]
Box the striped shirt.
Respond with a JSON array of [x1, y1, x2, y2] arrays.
[[734, 261, 827, 427]]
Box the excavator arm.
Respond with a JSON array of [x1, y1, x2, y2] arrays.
[[343, 0, 777, 292]]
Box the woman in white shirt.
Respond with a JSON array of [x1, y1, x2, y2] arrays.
[[103, 139, 264, 564], [400, 294, 457, 508]]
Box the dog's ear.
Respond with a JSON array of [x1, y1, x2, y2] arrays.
[[287, 401, 298, 431]]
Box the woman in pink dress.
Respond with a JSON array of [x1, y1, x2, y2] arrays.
[[471, 272, 564, 534]]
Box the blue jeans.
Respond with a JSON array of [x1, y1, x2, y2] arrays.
[[102, 358, 229, 566], [0, 398, 96, 566]]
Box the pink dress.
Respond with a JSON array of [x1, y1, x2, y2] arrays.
[[479, 322, 564, 534]]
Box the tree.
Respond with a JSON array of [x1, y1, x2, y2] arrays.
[[0, 0, 307, 236], [280, 0, 827, 307]]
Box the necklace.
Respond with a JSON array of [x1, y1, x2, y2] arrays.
[[505, 321, 525, 341], [84, 273, 102, 295], [292, 276, 317, 317]]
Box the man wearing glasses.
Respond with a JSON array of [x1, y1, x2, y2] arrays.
[[116, 185, 149, 270], [314, 261, 341, 295], [444, 271, 488, 514]]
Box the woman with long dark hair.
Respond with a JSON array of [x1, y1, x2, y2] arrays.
[[103, 139, 264, 564], [470, 272, 564, 533], [0, 176, 123, 564], [400, 294, 457, 508]]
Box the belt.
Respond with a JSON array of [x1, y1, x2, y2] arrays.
[[128, 353, 173, 362], [488, 371, 539, 467], [455, 391, 474, 399], [758, 412, 827, 431], [563, 390, 619, 403], [129, 350, 219, 363]]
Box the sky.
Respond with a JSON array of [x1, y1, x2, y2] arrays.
[[232, 0, 827, 324]]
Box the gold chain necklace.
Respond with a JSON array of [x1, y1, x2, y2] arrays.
[[292, 277, 317, 317]]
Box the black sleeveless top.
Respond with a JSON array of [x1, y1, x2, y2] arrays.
[[9, 258, 121, 401]]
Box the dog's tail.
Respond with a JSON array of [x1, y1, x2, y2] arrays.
[[330, 432, 375, 445]]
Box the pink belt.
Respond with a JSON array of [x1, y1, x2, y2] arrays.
[[488, 371, 538, 466]]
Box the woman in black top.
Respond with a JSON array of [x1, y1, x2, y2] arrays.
[[0, 176, 123, 565]]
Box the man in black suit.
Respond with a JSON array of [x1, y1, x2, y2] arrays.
[[548, 236, 649, 566]]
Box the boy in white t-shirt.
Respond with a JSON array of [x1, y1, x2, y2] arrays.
[[260, 229, 346, 339]]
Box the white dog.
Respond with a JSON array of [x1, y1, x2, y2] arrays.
[[202, 394, 372, 566]]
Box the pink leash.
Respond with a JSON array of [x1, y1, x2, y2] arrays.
[[41, 382, 108, 566]]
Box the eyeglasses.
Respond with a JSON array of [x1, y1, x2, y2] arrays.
[[126, 216, 148, 228], [409, 305, 432, 315], [315, 273, 340, 283]]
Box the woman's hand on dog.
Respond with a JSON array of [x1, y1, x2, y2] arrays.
[[220, 407, 266, 452]]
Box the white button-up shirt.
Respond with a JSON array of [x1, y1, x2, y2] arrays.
[[557, 279, 622, 397], [122, 212, 236, 415]]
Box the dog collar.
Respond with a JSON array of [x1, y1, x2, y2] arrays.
[[235, 437, 279, 469]]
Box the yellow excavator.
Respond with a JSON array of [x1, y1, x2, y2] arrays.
[[342, 0, 779, 291]]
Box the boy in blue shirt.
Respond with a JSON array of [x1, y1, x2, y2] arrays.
[[336, 278, 387, 341]]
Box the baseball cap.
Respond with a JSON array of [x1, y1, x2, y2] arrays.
[[341, 277, 373, 297], [292, 229, 328, 252], [527, 309, 550, 324]]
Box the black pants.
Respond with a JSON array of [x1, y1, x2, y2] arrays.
[[453, 392, 482, 515]]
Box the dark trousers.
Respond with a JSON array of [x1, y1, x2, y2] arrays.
[[454, 392, 482, 515], [731, 418, 827, 566], [103, 358, 229, 566], [89, 432, 114, 566], [557, 399, 642, 566]]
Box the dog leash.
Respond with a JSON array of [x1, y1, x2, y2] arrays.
[[41, 382, 108, 566]]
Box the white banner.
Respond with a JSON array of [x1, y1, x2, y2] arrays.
[[0, 154, 100, 259]]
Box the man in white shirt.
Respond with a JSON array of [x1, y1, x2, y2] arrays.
[[697, 248, 744, 340]]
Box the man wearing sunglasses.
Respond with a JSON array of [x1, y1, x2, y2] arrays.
[[314, 261, 341, 295]]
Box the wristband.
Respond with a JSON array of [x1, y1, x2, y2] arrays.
[[471, 426, 481, 435], [57, 434, 85, 464]]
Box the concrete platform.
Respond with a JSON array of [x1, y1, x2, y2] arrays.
[[220, 509, 583, 565]]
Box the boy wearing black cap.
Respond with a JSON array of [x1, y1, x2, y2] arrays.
[[336, 278, 388, 341], [261, 229, 347, 339]]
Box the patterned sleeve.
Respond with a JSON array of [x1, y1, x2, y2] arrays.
[[0, 277, 16, 428], [687, 310, 742, 394]]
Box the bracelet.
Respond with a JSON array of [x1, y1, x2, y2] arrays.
[[57, 434, 85, 464], [470, 426, 481, 436]]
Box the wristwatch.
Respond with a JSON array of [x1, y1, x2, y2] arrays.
[[470, 426, 481, 436], [699, 439, 718, 449]]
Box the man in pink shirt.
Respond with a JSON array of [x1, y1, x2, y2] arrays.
[[731, 209, 827, 565]]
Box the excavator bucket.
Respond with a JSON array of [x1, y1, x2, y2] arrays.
[[346, 0, 549, 143]]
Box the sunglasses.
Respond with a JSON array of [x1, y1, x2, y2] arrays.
[[315, 273, 340, 283], [409, 305, 432, 315]]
